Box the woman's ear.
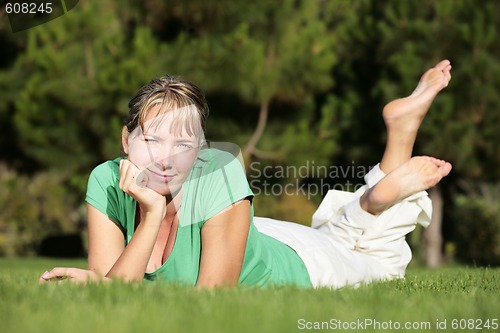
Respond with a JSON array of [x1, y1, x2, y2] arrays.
[[121, 126, 130, 155], [198, 138, 207, 148]]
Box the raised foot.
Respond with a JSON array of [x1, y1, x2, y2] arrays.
[[382, 59, 452, 132], [361, 156, 452, 215]]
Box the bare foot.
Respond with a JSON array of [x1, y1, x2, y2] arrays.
[[383, 59, 452, 134], [361, 156, 452, 215]]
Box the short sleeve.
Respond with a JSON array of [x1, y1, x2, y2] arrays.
[[204, 150, 253, 220], [180, 149, 253, 226], [85, 159, 125, 231]]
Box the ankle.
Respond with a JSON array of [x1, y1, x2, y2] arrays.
[[360, 189, 388, 215]]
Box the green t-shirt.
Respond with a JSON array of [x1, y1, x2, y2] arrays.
[[86, 148, 312, 288]]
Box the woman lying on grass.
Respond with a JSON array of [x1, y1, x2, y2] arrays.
[[40, 60, 452, 289]]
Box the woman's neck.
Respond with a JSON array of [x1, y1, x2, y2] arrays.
[[164, 188, 183, 216]]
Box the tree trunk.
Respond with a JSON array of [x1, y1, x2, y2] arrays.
[[243, 98, 270, 162], [242, 35, 276, 164], [423, 186, 444, 267]]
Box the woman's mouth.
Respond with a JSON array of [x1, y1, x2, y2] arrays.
[[148, 169, 176, 182]]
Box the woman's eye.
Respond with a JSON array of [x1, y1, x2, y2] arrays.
[[177, 143, 192, 150], [144, 138, 158, 143]]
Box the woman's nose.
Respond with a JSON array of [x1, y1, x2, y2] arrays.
[[159, 155, 173, 169], [157, 148, 175, 170]]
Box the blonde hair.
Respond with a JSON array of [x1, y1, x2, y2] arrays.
[[125, 76, 209, 137]]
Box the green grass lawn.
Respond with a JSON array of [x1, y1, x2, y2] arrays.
[[0, 258, 498, 333]]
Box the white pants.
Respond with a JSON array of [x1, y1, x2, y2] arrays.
[[254, 164, 432, 288]]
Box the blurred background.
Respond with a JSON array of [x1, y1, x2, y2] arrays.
[[0, 0, 498, 267]]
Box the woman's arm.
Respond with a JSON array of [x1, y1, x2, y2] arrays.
[[104, 207, 164, 281], [39, 204, 124, 284], [87, 203, 165, 282], [40, 160, 166, 284], [87, 204, 126, 275], [97, 159, 166, 281], [196, 199, 251, 288], [40, 202, 164, 284]]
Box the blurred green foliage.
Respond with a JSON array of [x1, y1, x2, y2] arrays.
[[0, 164, 81, 256], [0, 0, 499, 264], [453, 182, 500, 266]]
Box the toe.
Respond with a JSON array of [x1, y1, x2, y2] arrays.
[[435, 59, 451, 70], [442, 162, 452, 175]]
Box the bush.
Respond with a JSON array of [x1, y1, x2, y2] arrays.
[[452, 181, 500, 266], [0, 164, 84, 256]]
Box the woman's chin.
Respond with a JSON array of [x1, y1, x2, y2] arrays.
[[147, 182, 179, 197]]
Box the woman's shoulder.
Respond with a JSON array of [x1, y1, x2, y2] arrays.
[[86, 158, 130, 230], [88, 158, 122, 188], [196, 145, 245, 176], [181, 147, 252, 226], [90, 158, 121, 179]]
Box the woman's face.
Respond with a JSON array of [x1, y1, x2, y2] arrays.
[[125, 105, 202, 196]]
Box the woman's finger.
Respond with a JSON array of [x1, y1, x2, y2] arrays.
[[39, 271, 50, 284], [119, 159, 125, 189], [39, 267, 72, 283], [120, 160, 139, 190], [119, 159, 133, 190], [122, 163, 146, 197]]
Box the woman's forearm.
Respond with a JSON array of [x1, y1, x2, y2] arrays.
[[105, 211, 163, 282]]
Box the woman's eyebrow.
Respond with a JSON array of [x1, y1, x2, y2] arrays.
[[142, 133, 163, 140], [174, 138, 197, 145], [141, 133, 197, 144]]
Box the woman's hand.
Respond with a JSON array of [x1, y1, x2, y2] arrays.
[[119, 159, 166, 220], [39, 268, 108, 284]]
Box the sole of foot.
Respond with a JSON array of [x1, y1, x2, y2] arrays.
[[364, 156, 452, 214], [383, 60, 452, 133]]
